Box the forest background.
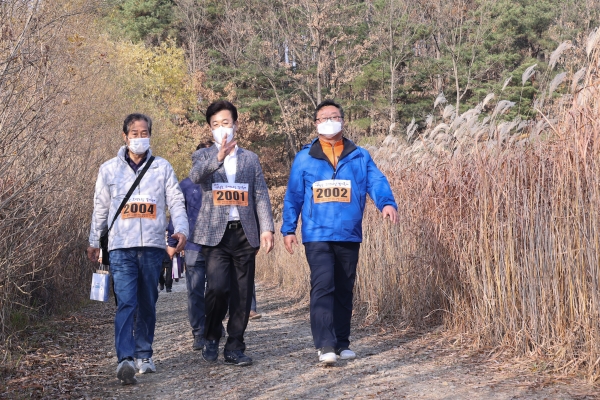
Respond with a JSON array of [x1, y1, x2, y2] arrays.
[[3, 0, 600, 381]]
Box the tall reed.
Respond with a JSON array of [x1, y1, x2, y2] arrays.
[[0, 0, 139, 348], [258, 29, 600, 378]]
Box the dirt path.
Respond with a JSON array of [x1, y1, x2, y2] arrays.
[[3, 278, 598, 399]]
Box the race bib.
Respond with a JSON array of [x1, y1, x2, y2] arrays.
[[313, 180, 351, 203], [212, 183, 249, 206], [121, 195, 157, 219]]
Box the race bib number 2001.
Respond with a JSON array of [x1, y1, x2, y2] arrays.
[[212, 183, 249, 206], [313, 180, 351, 203], [121, 195, 157, 219]]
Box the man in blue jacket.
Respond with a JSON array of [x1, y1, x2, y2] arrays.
[[168, 141, 213, 351], [281, 100, 398, 365]]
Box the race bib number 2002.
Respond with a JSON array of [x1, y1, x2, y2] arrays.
[[121, 195, 157, 219], [212, 183, 249, 206], [313, 180, 351, 203]]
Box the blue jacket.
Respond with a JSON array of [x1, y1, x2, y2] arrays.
[[281, 138, 397, 243], [168, 178, 202, 252]]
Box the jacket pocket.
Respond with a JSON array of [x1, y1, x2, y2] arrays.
[[342, 218, 362, 239]]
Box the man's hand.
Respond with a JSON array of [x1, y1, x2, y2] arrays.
[[171, 233, 187, 253], [217, 136, 237, 162], [260, 231, 274, 254], [284, 234, 298, 255], [87, 246, 100, 263], [166, 246, 177, 259], [382, 205, 398, 224]]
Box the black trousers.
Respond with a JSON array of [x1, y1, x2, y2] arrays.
[[304, 241, 360, 350], [158, 261, 173, 289], [202, 225, 256, 351]]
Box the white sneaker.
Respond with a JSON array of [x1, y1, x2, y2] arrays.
[[136, 357, 156, 374], [116, 359, 137, 385], [318, 349, 337, 365], [337, 348, 356, 360]]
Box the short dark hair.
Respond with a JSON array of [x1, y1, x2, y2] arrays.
[[123, 113, 152, 135], [196, 140, 214, 150], [314, 100, 344, 121], [205, 100, 238, 125]]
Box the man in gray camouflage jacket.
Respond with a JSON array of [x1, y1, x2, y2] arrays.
[[87, 113, 188, 384], [189, 100, 274, 366]]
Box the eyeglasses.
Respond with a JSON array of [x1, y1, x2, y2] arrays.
[[315, 116, 343, 124]]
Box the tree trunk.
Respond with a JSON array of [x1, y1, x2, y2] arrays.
[[452, 56, 460, 114], [435, 35, 443, 93], [267, 78, 298, 156], [389, 54, 396, 134], [316, 52, 322, 105]]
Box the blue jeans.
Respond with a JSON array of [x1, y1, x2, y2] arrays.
[[110, 247, 164, 362], [184, 250, 206, 337]]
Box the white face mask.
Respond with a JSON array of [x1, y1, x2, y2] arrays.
[[128, 137, 150, 155], [317, 120, 342, 138], [212, 126, 234, 145]]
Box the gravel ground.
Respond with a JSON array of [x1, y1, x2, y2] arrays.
[[94, 278, 598, 399], [2, 277, 598, 399]]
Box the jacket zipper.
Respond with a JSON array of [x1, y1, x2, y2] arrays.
[[311, 140, 354, 215], [118, 154, 148, 248], [139, 171, 144, 247], [332, 157, 347, 179], [312, 146, 339, 217], [133, 167, 144, 247]]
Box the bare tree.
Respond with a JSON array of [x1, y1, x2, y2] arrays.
[[0, 0, 128, 343], [372, 0, 422, 134], [231, 0, 380, 154], [173, 0, 213, 74], [423, 0, 495, 113], [259, 0, 376, 106]]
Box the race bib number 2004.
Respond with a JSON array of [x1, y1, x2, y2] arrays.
[[313, 180, 351, 203], [212, 183, 249, 206], [121, 195, 157, 219]]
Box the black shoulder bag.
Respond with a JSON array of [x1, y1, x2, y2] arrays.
[[100, 156, 155, 266]]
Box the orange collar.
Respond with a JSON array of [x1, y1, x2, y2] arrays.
[[319, 139, 344, 168]]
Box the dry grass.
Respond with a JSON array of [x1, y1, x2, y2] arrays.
[[0, 0, 144, 354], [258, 29, 600, 380]]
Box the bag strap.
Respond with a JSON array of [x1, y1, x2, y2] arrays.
[[105, 155, 155, 234]]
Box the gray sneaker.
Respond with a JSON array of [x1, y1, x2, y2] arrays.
[[136, 357, 156, 374], [193, 335, 205, 351], [202, 339, 219, 362], [224, 349, 253, 366], [116, 359, 137, 385]]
